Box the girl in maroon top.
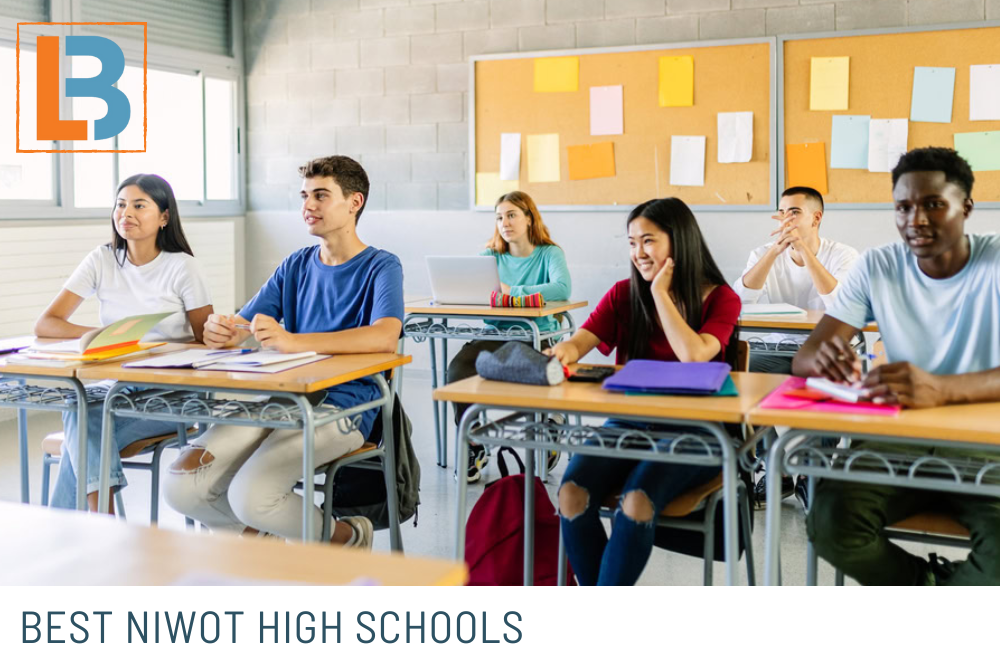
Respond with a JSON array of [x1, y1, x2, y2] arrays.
[[547, 198, 740, 585]]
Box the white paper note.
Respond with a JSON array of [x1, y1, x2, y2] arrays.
[[669, 136, 706, 187], [499, 133, 521, 181], [717, 111, 753, 163], [970, 64, 1000, 121], [867, 119, 908, 173], [590, 85, 623, 136]]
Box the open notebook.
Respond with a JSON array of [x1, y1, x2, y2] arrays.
[[125, 349, 328, 373], [27, 312, 172, 361]]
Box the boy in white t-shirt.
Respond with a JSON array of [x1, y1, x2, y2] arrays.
[[733, 187, 860, 374]]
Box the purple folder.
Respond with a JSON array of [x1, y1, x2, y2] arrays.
[[602, 360, 731, 395]]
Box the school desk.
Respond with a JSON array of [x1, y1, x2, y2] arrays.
[[749, 400, 1000, 585], [0, 501, 467, 585], [403, 299, 588, 470], [434, 370, 787, 586], [740, 310, 879, 354], [77, 345, 411, 547], [0, 341, 109, 511]]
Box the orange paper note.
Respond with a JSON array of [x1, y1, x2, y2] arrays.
[[786, 142, 828, 194], [567, 142, 616, 180]]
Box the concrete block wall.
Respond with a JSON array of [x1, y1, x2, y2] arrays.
[[244, 0, 1000, 373]]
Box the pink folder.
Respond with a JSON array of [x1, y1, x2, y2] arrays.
[[759, 377, 901, 416]]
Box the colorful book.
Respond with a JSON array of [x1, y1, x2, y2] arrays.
[[30, 312, 173, 356]]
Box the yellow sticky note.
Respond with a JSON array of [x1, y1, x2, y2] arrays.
[[476, 172, 519, 207], [810, 57, 849, 111], [534, 57, 579, 93], [526, 134, 560, 182], [658, 56, 693, 107], [567, 142, 616, 180]]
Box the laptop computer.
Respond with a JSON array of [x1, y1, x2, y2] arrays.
[[426, 256, 501, 305]]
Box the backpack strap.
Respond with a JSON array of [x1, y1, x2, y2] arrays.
[[495, 446, 524, 479]]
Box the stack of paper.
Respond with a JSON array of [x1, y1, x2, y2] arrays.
[[740, 303, 807, 316]]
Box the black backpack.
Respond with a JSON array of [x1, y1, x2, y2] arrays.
[[326, 397, 421, 529]]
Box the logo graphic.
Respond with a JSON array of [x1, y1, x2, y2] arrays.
[[16, 22, 147, 153]]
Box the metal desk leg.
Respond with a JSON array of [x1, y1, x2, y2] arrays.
[[17, 404, 28, 504], [375, 374, 403, 552], [720, 432, 739, 586], [97, 383, 126, 514], [429, 330, 444, 468], [523, 446, 536, 586], [71, 379, 89, 511], [440, 322, 449, 468], [295, 395, 317, 542], [454, 407, 480, 561], [805, 472, 818, 585], [763, 430, 797, 585]]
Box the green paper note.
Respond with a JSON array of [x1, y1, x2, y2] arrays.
[[954, 132, 1000, 172]]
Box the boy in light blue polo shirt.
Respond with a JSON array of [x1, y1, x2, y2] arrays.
[[793, 147, 1000, 585]]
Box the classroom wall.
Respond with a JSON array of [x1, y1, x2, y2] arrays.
[[244, 0, 1000, 373]]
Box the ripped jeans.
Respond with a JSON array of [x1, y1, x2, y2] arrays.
[[559, 419, 721, 586]]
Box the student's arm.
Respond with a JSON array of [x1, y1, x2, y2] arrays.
[[547, 328, 601, 365], [817, 247, 860, 308], [186, 305, 214, 344], [203, 313, 253, 349], [864, 363, 1000, 408], [792, 315, 863, 382], [738, 244, 784, 294], [652, 260, 726, 363], [252, 315, 401, 354], [509, 246, 572, 301], [33, 290, 95, 339], [782, 226, 838, 296]]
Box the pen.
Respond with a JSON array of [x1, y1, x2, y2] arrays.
[[234, 323, 251, 330]]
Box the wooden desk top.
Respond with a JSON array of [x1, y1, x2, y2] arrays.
[[749, 401, 1000, 446], [405, 299, 588, 319], [0, 338, 84, 378], [0, 502, 466, 586], [740, 310, 878, 333], [77, 344, 412, 394], [433, 370, 788, 424]]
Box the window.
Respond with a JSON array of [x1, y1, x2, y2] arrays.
[[1, 0, 242, 217], [0, 45, 55, 201]]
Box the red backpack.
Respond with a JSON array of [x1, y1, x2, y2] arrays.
[[465, 448, 575, 586]]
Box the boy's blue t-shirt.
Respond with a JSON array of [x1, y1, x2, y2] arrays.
[[239, 245, 404, 439]]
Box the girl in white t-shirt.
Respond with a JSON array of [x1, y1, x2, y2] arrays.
[[35, 174, 214, 511]]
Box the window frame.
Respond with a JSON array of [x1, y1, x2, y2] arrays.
[[0, 0, 244, 220]]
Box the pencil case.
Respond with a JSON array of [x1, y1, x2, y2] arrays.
[[489, 291, 545, 308], [475, 341, 564, 386]]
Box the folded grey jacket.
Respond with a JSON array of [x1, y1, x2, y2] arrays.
[[475, 341, 565, 386]]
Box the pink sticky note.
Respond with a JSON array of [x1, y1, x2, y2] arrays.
[[759, 377, 901, 416], [590, 85, 623, 136]]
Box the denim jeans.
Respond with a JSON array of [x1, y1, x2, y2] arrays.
[[559, 418, 722, 586], [50, 400, 180, 509]]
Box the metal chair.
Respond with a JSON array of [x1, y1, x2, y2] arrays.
[[40, 425, 196, 524]]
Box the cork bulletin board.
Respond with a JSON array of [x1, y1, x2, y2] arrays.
[[781, 24, 1000, 206], [471, 38, 775, 210]]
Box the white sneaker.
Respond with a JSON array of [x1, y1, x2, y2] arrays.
[[341, 516, 374, 551]]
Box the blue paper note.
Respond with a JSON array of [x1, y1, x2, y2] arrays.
[[830, 115, 870, 169], [910, 67, 955, 123]]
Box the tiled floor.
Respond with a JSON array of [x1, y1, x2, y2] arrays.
[[0, 372, 963, 585]]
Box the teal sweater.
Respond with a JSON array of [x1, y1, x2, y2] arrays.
[[480, 244, 572, 334]]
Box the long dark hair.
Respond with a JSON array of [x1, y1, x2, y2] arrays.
[[109, 174, 194, 266], [626, 198, 738, 366]]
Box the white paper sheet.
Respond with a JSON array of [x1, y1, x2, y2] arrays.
[[867, 119, 908, 173], [590, 85, 623, 136], [669, 136, 706, 187], [717, 112, 753, 163], [970, 64, 1000, 121], [499, 133, 521, 181]]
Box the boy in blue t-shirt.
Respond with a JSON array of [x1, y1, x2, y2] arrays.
[[164, 156, 404, 550], [793, 147, 1000, 585]]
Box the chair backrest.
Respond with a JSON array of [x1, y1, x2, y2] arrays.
[[735, 340, 750, 373]]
